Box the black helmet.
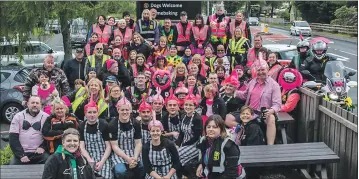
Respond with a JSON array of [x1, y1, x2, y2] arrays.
[[296, 40, 310, 53], [311, 40, 328, 60]]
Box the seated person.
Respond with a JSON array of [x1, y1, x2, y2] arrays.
[[9, 96, 50, 164], [228, 106, 265, 146]]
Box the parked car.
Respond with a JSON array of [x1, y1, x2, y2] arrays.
[[263, 44, 298, 66], [0, 66, 29, 123], [248, 17, 259, 26], [290, 21, 312, 36], [0, 40, 66, 68]]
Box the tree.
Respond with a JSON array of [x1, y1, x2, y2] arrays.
[[266, 2, 282, 18], [331, 6, 358, 26], [224, 1, 246, 16], [294, 1, 346, 23]]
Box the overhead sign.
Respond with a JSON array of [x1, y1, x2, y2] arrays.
[[136, 1, 201, 20]]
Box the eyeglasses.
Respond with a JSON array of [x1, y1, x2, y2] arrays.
[[217, 50, 224, 52], [96, 48, 103, 50]]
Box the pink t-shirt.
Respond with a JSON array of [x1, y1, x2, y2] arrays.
[[9, 110, 49, 153], [249, 82, 265, 111]]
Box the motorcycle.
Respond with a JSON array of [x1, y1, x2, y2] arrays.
[[302, 60, 357, 111]]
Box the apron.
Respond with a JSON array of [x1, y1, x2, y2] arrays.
[[178, 115, 200, 166], [84, 120, 113, 179], [145, 141, 178, 179], [167, 115, 181, 142], [111, 120, 136, 165], [141, 123, 151, 146]]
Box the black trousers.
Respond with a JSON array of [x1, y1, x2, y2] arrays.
[[10, 152, 49, 165]]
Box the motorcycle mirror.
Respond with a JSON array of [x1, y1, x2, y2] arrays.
[[301, 70, 310, 75], [347, 81, 357, 88], [348, 71, 356, 76]]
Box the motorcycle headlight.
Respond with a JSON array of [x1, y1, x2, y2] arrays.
[[328, 93, 339, 100]]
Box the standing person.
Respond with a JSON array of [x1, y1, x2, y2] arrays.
[[162, 91, 182, 143], [42, 128, 96, 179], [123, 11, 135, 30], [110, 48, 132, 88], [128, 32, 152, 59], [149, 88, 166, 122], [229, 12, 251, 43], [190, 14, 211, 55], [176, 11, 192, 56], [234, 59, 281, 145], [85, 43, 111, 79], [42, 98, 79, 154], [207, 4, 231, 50], [108, 35, 124, 57], [79, 98, 112, 179], [72, 78, 108, 121], [137, 97, 154, 145], [107, 16, 116, 30], [210, 45, 235, 76], [23, 55, 70, 105], [267, 52, 283, 82], [87, 15, 112, 46], [177, 92, 203, 179], [228, 27, 251, 66], [142, 119, 180, 179], [150, 8, 159, 24], [160, 18, 178, 47], [84, 33, 99, 57], [111, 19, 133, 57], [246, 34, 263, 69], [196, 115, 242, 179], [64, 48, 87, 91], [136, 9, 160, 47], [9, 96, 50, 165], [109, 97, 144, 179]]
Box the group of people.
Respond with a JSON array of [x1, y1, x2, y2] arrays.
[[9, 4, 339, 179]]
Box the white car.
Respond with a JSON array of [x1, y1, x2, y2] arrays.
[[290, 21, 312, 36], [264, 44, 298, 66], [0, 41, 66, 68]]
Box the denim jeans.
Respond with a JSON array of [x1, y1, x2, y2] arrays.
[[114, 161, 144, 179]]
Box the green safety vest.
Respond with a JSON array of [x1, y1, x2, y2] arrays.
[[229, 38, 248, 54], [72, 87, 108, 116], [87, 55, 110, 67], [209, 57, 235, 72]]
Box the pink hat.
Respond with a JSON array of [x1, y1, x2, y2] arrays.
[[138, 95, 152, 112], [222, 70, 240, 88], [106, 59, 117, 70], [175, 82, 188, 94], [149, 87, 164, 104], [234, 65, 244, 71], [253, 60, 269, 70]]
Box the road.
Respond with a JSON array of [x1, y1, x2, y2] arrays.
[[252, 26, 358, 113]]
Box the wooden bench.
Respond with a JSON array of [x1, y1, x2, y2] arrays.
[[0, 164, 103, 179], [277, 112, 295, 144], [239, 142, 340, 179]]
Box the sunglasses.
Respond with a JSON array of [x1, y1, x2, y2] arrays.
[[217, 50, 224, 52], [96, 48, 103, 50]]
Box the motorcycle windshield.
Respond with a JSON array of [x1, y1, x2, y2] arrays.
[[324, 61, 345, 80]]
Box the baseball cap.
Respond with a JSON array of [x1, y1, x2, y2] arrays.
[[76, 48, 84, 53], [180, 11, 187, 16], [106, 76, 117, 82]]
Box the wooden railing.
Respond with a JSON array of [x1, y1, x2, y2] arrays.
[[310, 23, 358, 36], [298, 87, 358, 179]]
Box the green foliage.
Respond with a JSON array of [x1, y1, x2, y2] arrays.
[[224, 1, 246, 16], [279, 11, 290, 21], [0, 144, 13, 165], [294, 2, 346, 23], [330, 6, 358, 26]]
